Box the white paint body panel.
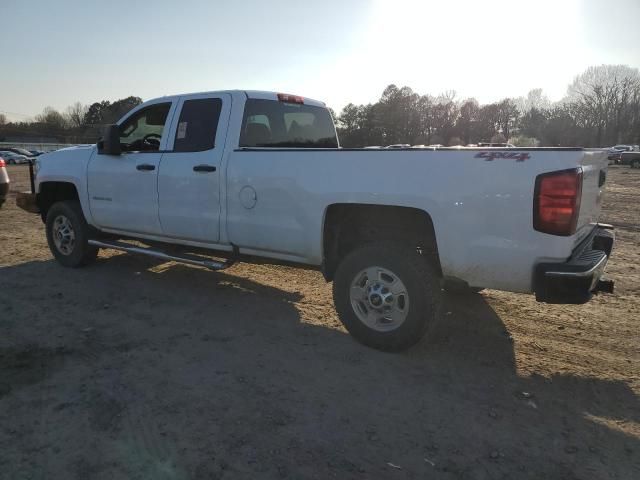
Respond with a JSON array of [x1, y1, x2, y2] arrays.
[[158, 93, 232, 242], [225, 148, 607, 293], [33, 145, 97, 225], [87, 149, 164, 234], [34, 90, 609, 294]]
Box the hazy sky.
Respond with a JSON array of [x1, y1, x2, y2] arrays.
[[1, 0, 639, 121]]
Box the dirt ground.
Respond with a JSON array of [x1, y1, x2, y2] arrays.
[[0, 165, 638, 480]]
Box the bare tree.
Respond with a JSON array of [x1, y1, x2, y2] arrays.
[[456, 98, 479, 144], [496, 98, 520, 139], [432, 91, 458, 145], [515, 89, 550, 113], [566, 65, 640, 145], [65, 102, 88, 129], [35, 106, 69, 130]]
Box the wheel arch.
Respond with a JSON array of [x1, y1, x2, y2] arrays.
[[37, 181, 81, 222], [321, 203, 442, 281]]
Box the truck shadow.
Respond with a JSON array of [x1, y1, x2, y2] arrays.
[[0, 255, 637, 479]]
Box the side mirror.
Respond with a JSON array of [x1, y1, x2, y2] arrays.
[[97, 124, 121, 155]]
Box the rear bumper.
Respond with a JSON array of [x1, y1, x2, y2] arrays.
[[535, 225, 615, 304], [16, 191, 40, 214]]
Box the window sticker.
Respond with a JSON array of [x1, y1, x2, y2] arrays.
[[177, 121, 188, 139]]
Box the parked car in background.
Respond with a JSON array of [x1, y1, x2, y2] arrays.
[[608, 144, 636, 153], [477, 142, 515, 148], [0, 157, 9, 207], [385, 144, 411, 149], [620, 151, 640, 168], [29, 150, 46, 156], [1, 147, 36, 158], [0, 151, 30, 164], [607, 145, 639, 164]]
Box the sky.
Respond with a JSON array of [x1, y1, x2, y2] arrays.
[[1, 0, 639, 121]]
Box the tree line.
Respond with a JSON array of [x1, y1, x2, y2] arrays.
[[1, 64, 639, 147], [336, 64, 640, 147], [0, 97, 143, 144]]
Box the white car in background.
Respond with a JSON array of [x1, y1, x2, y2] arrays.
[[477, 142, 515, 148], [385, 144, 411, 149], [0, 151, 30, 165]]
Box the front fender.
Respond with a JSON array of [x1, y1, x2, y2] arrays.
[[35, 145, 96, 226]]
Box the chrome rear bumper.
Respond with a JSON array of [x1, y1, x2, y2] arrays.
[[535, 225, 615, 304]]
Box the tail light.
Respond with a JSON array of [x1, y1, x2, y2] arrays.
[[277, 93, 304, 104], [533, 168, 582, 236], [0, 158, 5, 167]]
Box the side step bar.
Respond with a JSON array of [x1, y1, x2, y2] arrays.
[[88, 239, 237, 271]]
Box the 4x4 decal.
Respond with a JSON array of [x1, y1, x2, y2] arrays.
[[475, 151, 530, 161]]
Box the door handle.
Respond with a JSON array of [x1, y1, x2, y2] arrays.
[[193, 164, 217, 173], [136, 164, 156, 171]]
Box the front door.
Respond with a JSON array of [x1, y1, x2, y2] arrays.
[[157, 93, 230, 242], [87, 101, 175, 235]]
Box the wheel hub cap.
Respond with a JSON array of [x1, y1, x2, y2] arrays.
[[52, 215, 75, 256], [350, 266, 410, 332]]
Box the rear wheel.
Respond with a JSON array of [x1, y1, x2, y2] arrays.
[[632, 160, 640, 169], [332, 242, 441, 352], [46, 201, 98, 267]]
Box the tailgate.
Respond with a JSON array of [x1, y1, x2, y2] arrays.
[[575, 149, 609, 243]]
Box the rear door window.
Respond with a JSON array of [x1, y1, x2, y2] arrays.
[[173, 98, 223, 152], [239, 99, 338, 148]]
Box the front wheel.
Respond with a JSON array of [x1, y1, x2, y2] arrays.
[[46, 201, 98, 267], [332, 242, 442, 352]]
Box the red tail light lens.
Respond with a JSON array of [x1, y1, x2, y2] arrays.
[[0, 158, 5, 167], [534, 168, 582, 236], [277, 93, 304, 104]]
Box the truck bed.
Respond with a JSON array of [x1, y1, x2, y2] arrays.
[[226, 147, 608, 293]]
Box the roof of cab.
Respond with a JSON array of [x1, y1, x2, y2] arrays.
[[144, 90, 326, 108]]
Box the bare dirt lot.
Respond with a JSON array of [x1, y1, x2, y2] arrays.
[[1, 165, 638, 480]]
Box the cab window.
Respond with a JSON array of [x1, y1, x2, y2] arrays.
[[119, 103, 171, 152], [173, 98, 222, 152], [239, 99, 338, 148]]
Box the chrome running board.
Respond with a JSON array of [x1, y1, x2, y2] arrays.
[[88, 239, 236, 271]]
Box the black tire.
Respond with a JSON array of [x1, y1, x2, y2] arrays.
[[332, 242, 441, 352], [46, 201, 98, 267], [632, 160, 640, 169]]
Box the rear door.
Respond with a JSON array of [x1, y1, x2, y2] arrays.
[[157, 93, 231, 242], [87, 100, 175, 234]]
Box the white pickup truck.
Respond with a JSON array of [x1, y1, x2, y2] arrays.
[[17, 90, 615, 351]]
